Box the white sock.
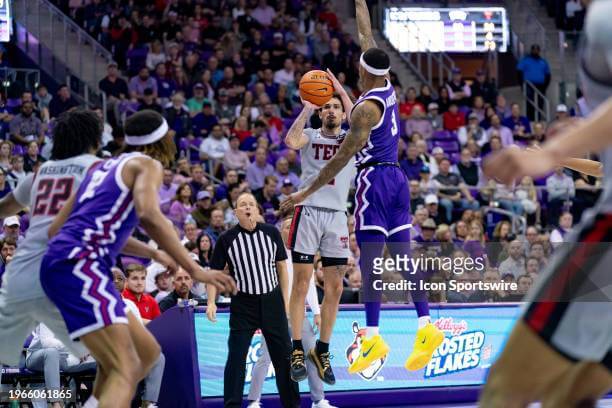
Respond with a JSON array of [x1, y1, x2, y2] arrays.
[[83, 396, 99, 408], [418, 316, 431, 329], [366, 326, 379, 338]]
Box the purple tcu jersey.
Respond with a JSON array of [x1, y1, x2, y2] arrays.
[[351, 80, 400, 166], [46, 153, 143, 266]]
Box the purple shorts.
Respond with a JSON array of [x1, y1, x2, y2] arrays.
[[40, 255, 127, 340], [354, 165, 412, 237]]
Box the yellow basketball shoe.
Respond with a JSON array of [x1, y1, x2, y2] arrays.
[[404, 323, 444, 371], [348, 334, 390, 374]]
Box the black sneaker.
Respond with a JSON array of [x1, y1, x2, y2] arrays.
[[290, 349, 307, 382], [308, 348, 336, 385]]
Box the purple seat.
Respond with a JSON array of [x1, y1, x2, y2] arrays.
[[449, 152, 461, 164], [189, 137, 203, 163], [433, 140, 460, 153], [283, 118, 294, 129], [432, 130, 457, 141], [178, 137, 190, 158]]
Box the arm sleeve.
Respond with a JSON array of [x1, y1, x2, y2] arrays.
[[210, 234, 228, 270], [305, 274, 320, 314], [13, 173, 34, 206]]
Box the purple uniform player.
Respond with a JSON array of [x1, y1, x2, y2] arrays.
[[40, 110, 236, 408], [281, 0, 443, 375]]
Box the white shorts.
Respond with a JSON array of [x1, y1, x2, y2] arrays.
[[287, 205, 350, 261], [0, 296, 89, 366]]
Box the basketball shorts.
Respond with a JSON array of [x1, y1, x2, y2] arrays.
[[354, 165, 412, 237], [522, 210, 612, 370], [288, 205, 350, 263], [40, 256, 128, 340]]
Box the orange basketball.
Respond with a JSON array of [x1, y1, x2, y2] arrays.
[[299, 70, 334, 106]]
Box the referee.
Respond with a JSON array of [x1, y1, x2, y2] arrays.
[[206, 192, 301, 408]]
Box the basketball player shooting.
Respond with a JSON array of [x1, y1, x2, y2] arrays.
[[481, 2, 612, 405], [283, 71, 355, 385], [281, 0, 443, 374]]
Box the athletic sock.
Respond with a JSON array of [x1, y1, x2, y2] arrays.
[[292, 339, 303, 351], [417, 315, 431, 329], [83, 396, 99, 408], [366, 326, 379, 338], [316, 340, 329, 354]]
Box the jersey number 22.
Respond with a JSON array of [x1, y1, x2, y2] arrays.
[[33, 178, 74, 216]]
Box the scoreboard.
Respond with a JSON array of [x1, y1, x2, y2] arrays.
[[0, 0, 10, 42], [383, 7, 509, 53]]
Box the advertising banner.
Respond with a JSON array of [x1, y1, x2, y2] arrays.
[[195, 305, 520, 398]]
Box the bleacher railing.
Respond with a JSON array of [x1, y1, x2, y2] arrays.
[[522, 80, 550, 123], [13, 0, 110, 113], [379, 2, 456, 92], [0, 67, 40, 95]]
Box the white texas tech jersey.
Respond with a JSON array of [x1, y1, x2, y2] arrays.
[[3, 154, 100, 302], [300, 128, 355, 212]]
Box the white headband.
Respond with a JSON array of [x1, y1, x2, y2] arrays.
[[360, 53, 390, 76], [125, 119, 169, 146]]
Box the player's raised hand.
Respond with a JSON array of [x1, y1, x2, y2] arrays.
[[483, 145, 557, 184], [326, 69, 343, 93], [280, 190, 307, 213], [300, 96, 320, 111]]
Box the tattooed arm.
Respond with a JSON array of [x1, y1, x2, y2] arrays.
[[280, 101, 381, 212], [356, 0, 377, 51]]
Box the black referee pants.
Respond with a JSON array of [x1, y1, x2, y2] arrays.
[[223, 286, 301, 408]]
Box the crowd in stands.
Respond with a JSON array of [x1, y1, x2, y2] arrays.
[[0, 0, 602, 312]]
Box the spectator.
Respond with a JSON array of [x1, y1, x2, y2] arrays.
[[446, 68, 471, 107], [129, 67, 158, 102], [274, 58, 296, 86], [200, 124, 230, 163], [197, 233, 214, 268], [427, 102, 443, 131], [322, 38, 348, 77], [148, 264, 173, 303], [493, 181, 524, 215], [510, 274, 533, 300], [35, 84, 52, 123], [205, 208, 226, 242], [138, 88, 163, 113], [216, 170, 243, 201], [498, 240, 527, 279], [187, 84, 209, 116], [468, 95, 487, 123], [550, 212, 573, 247], [189, 164, 208, 199], [502, 103, 532, 142], [486, 115, 514, 147], [517, 44, 551, 121], [463, 221, 486, 262], [555, 104, 570, 121], [526, 256, 541, 280], [400, 143, 424, 181], [494, 94, 511, 120], [121, 264, 161, 322], [254, 175, 280, 223], [191, 190, 214, 229], [400, 87, 425, 120], [434, 158, 479, 222], [145, 40, 166, 71], [274, 157, 301, 190], [168, 183, 194, 229], [0, 141, 11, 172], [409, 180, 424, 212], [417, 84, 435, 109], [224, 135, 251, 172], [23, 141, 45, 173], [154, 63, 176, 105], [0, 237, 16, 272], [458, 112, 487, 147], [470, 69, 498, 105], [7, 156, 27, 188], [48, 85, 79, 119], [247, 147, 275, 190], [424, 194, 449, 226], [455, 148, 481, 187], [182, 221, 200, 245], [164, 93, 192, 138], [532, 121, 547, 144], [216, 90, 236, 121], [251, 0, 276, 27], [9, 101, 45, 146], [516, 176, 540, 225], [192, 101, 219, 138], [158, 266, 203, 312], [546, 167, 575, 226], [442, 103, 466, 132], [404, 105, 433, 140], [159, 168, 178, 213], [318, 0, 339, 30], [454, 220, 469, 244]]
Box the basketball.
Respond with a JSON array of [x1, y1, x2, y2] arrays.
[[299, 70, 334, 106]]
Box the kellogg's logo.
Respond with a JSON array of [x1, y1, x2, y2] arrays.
[[434, 317, 468, 336], [345, 322, 386, 381], [245, 330, 275, 383]]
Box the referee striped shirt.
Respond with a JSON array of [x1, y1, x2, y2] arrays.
[[210, 223, 287, 295]]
